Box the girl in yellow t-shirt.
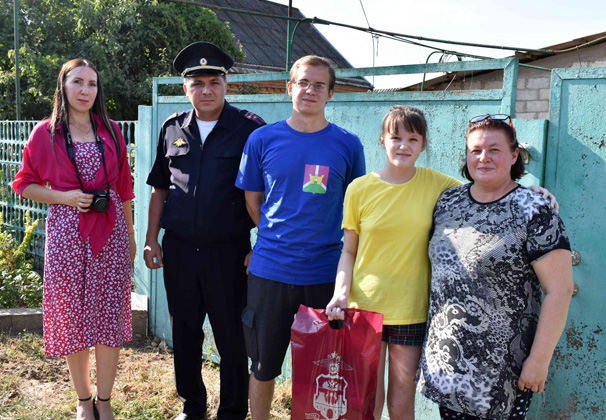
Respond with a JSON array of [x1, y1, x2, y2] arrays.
[[326, 105, 460, 420]]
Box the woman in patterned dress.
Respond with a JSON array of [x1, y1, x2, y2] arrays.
[[13, 59, 135, 420], [417, 115, 573, 420]]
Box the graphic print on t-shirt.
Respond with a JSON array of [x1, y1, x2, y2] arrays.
[[303, 164, 330, 194]]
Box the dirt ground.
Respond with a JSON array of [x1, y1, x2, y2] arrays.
[[0, 332, 291, 420], [1, 333, 202, 419]]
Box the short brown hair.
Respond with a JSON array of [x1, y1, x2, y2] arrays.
[[381, 105, 428, 147], [289, 55, 337, 91], [461, 118, 526, 181]]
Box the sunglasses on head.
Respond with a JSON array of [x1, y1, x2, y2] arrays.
[[469, 114, 514, 128]]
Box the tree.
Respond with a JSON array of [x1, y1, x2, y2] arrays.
[[0, 0, 245, 120], [0, 2, 17, 118]]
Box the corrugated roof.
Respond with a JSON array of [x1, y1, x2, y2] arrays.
[[404, 31, 606, 91], [198, 0, 372, 88]]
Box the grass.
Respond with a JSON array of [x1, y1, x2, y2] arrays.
[[0, 332, 291, 420]]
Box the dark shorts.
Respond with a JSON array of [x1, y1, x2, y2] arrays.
[[382, 323, 426, 346], [242, 273, 334, 381], [439, 388, 533, 419]]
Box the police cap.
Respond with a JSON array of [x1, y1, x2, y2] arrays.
[[173, 41, 234, 77]]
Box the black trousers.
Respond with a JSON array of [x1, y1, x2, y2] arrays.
[[162, 232, 250, 420]]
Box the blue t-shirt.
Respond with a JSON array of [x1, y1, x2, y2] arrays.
[[236, 120, 366, 285]]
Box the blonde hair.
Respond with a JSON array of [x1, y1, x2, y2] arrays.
[[289, 55, 337, 91]]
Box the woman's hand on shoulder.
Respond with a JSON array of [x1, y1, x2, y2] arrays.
[[63, 189, 93, 212], [518, 355, 550, 393], [326, 294, 347, 321], [528, 185, 559, 213]]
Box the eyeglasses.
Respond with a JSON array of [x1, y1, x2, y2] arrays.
[[293, 80, 329, 92], [469, 114, 514, 128]]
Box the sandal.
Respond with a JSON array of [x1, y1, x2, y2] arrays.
[[93, 395, 112, 420]]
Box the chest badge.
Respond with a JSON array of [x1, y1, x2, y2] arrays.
[[173, 138, 187, 147], [303, 164, 330, 194]]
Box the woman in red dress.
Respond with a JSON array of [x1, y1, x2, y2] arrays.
[[13, 59, 135, 420]]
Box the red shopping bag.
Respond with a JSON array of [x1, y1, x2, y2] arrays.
[[291, 305, 383, 420]]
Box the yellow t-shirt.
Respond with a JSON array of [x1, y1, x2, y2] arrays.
[[343, 167, 461, 325]]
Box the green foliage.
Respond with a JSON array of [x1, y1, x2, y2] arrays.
[[0, 0, 245, 120], [0, 211, 42, 308], [0, 168, 11, 204], [238, 82, 262, 95]]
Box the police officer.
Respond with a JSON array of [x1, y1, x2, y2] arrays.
[[144, 42, 264, 420]]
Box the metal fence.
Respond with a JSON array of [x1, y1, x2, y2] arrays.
[[0, 120, 137, 271]]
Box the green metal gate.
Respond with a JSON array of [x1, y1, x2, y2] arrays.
[[524, 67, 606, 419]]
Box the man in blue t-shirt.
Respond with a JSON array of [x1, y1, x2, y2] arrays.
[[236, 55, 365, 418]]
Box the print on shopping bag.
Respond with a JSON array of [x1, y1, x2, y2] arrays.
[[310, 351, 351, 420]]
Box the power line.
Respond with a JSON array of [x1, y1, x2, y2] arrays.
[[358, 0, 371, 27], [357, 0, 376, 85], [170, 0, 559, 55]]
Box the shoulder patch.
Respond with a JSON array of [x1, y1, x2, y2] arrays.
[[242, 110, 266, 126]]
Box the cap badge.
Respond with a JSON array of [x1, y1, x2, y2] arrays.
[[200, 58, 208, 66], [173, 138, 186, 147]]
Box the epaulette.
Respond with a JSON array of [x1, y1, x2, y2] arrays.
[[164, 110, 186, 124], [242, 110, 266, 126]]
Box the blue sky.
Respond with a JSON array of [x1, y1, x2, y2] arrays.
[[271, 0, 606, 87]]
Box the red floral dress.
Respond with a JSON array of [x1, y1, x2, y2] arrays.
[[43, 141, 132, 357]]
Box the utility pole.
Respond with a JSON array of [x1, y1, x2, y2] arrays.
[[285, 0, 292, 71], [14, 0, 21, 120]]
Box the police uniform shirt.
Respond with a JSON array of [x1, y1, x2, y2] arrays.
[[147, 101, 264, 246]]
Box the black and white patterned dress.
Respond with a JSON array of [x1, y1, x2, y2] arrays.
[[416, 184, 570, 420]]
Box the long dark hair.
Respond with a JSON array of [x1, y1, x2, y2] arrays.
[[49, 59, 120, 163]]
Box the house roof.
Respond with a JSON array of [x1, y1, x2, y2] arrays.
[[401, 31, 606, 92], [198, 0, 372, 89], [514, 31, 606, 61]]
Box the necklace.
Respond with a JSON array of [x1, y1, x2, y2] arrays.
[[70, 122, 93, 136]]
